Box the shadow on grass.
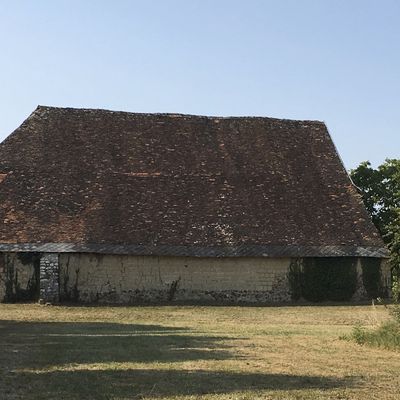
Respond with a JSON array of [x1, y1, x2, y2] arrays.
[[10, 369, 357, 399], [0, 320, 358, 399], [0, 320, 232, 368]]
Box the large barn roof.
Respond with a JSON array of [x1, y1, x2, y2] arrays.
[[0, 106, 387, 257]]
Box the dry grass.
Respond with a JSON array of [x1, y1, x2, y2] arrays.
[[0, 303, 399, 399]]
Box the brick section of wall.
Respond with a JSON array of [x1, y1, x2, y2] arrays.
[[40, 253, 59, 303], [59, 254, 292, 304]]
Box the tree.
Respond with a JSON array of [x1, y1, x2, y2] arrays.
[[350, 159, 400, 273]]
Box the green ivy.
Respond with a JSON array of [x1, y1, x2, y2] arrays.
[[360, 258, 383, 299], [288, 257, 358, 302], [287, 259, 302, 301], [2, 253, 41, 302]]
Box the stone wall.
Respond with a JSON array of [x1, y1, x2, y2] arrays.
[[0, 252, 392, 304], [39, 253, 59, 303], [59, 254, 292, 304]]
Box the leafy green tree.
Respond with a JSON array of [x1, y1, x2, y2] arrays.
[[350, 159, 400, 273]]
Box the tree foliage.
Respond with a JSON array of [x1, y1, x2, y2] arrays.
[[350, 159, 400, 273]]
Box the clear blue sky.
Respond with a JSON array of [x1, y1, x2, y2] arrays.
[[0, 0, 399, 169]]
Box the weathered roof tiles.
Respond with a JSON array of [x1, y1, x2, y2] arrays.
[[0, 106, 387, 257]]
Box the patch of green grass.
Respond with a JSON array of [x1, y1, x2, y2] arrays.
[[346, 304, 400, 352], [350, 321, 400, 351]]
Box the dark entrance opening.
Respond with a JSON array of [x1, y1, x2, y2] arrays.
[[15, 252, 41, 301]]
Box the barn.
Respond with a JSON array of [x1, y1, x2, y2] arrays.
[[0, 106, 389, 304]]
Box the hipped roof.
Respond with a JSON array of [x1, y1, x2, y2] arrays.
[[0, 106, 387, 257]]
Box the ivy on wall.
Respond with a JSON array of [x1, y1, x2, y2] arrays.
[[288, 257, 358, 302], [288, 259, 302, 301], [360, 258, 384, 299], [1, 253, 41, 302]]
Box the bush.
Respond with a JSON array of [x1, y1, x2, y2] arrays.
[[350, 324, 368, 345], [349, 320, 400, 351], [347, 266, 400, 352]]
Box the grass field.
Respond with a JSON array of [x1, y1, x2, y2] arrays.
[[0, 304, 399, 399]]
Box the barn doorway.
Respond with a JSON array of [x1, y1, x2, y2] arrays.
[[15, 252, 41, 301]]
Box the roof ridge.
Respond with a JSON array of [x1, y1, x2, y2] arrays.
[[34, 105, 325, 124]]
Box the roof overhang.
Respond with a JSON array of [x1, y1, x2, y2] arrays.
[[0, 243, 389, 258]]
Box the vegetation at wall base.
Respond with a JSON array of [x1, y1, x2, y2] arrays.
[[348, 278, 400, 352], [350, 320, 400, 351], [287, 259, 302, 301], [2, 253, 40, 302], [288, 257, 357, 302], [360, 258, 384, 299], [349, 302, 400, 352]]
